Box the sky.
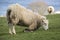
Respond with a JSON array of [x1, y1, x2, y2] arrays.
[[0, 0, 60, 16]]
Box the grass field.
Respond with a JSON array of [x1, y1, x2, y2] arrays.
[[0, 14, 60, 40]]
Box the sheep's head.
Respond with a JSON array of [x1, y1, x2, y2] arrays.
[[48, 8, 52, 13], [41, 16, 48, 30]]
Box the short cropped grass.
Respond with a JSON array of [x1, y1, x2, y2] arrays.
[[0, 14, 60, 40]]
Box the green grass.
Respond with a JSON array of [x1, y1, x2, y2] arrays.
[[0, 14, 60, 40]]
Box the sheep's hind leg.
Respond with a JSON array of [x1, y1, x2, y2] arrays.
[[12, 25, 16, 34], [8, 23, 13, 34], [8, 23, 16, 34]]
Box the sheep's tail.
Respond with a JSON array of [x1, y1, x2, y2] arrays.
[[6, 9, 12, 24], [7, 9, 11, 16]]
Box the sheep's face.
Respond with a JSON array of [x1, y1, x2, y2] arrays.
[[48, 8, 52, 13], [41, 19, 48, 30]]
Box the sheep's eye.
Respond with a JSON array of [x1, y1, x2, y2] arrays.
[[42, 20, 43, 22], [44, 23, 47, 26]]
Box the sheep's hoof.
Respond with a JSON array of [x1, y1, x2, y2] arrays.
[[9, 32, 16, 35], [13, 33, 16, 35], [23, 29, 34, 32]]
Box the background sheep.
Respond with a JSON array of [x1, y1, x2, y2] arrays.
[[6, 3, 48, 34], [47, 6, 54, 14]]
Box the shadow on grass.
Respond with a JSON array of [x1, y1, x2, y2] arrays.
[[17, 31, 28, 34], [0, 31, 26, 36], [0, 33, 9, 36]]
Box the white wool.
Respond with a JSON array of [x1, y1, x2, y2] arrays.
[[15, 3, 26, 9], [48, 6, 54, 9], [41, 16, 46, 20]]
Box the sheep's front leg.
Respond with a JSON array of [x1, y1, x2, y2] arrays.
[[24, 21, 37, 32]]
